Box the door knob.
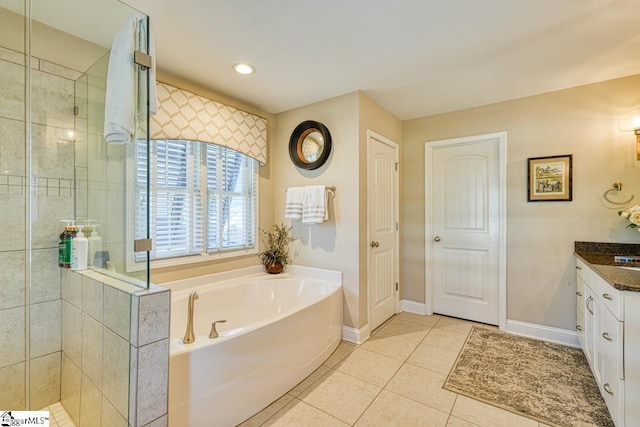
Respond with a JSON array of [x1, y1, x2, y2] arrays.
[[434, 236, 441, 242], [370, 241, 379, 248]]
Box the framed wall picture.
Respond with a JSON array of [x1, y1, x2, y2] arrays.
[[527, 154, 573, 202]]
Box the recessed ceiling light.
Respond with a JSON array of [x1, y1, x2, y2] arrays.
[[233, 63, 255, 75]]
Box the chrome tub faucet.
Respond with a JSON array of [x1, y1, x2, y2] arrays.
[[183, 291, 199, 344]]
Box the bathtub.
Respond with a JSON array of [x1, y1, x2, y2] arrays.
[[165, 265, 343, 427]]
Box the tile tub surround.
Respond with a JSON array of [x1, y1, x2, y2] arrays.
[[575, 241, 640, 291], [60, 269, 170, 427]]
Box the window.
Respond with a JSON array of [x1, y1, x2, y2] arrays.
[[131, 139, 257, 267]]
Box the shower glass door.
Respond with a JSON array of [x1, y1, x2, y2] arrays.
[[0, 0, 151, 423]]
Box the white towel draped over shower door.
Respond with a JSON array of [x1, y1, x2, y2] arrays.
[[302, 185, 328, 224], [104, 15, 157, 144]]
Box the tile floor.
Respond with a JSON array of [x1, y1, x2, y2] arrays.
[[42, 402, 75, 427], [239, 313, 555, 427]]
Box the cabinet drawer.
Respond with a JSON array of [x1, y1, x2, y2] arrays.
[[593, 274, 624, 321], [600, 305, 624, 380], [577, 305, 585, 350], [576, 276, 586, 310], [601, 362, 624, 427], [576, 259, 588, 281]]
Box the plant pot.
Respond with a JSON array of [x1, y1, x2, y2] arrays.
[[265, 262, 284, 274]]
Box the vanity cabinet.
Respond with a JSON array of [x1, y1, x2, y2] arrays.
[[575, 258, 640, 427]]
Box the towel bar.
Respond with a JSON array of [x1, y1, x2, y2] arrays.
[[603, 182, 634, 205], [286, 186, 336, 193]]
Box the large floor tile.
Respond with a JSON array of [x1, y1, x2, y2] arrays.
[[334, 348, 403, 387], [422, 328, 468, 352], [386, 363, 456, 413], [323, 341, 357, 368], [238, 394, 295, 427], [407, 341, 460, 375], [263, 398, 349, 427], [289, 365, 331, 397], [354, 390, 449, 427], [395, 312, 441, 327], [375, 318, 431, 343], [451, 395, 538, 427], [433, 316, 474, 335], [299, 370, 380, 425], [446, 416, 482, 426], [360, 330, 420, 361]]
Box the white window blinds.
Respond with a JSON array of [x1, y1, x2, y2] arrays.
[[134, 139, 256, 263]]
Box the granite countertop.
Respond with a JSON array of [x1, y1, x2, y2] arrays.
[[575, 241, 640, 292]]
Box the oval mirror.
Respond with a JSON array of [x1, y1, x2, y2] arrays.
[[289, 120, 332, 170]]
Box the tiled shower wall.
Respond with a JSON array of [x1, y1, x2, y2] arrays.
[[0, 45, 169, 426], [60, 269, 169, 427], [74, 52, 130, 274], [0, 45, 78, 410]]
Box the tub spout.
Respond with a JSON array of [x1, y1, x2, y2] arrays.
[[183, 291, 199, 344]]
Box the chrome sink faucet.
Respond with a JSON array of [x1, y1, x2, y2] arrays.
[[183, 291, 199, 344]]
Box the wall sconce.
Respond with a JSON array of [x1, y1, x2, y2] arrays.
[[617, 110, 640, 160]]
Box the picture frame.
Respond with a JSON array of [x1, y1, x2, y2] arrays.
[[527, 154, 573, 202]]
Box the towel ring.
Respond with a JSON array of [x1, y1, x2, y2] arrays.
[[603, 182, 634, 205]]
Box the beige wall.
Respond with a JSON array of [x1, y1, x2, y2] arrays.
[[402, 74, 640, 330], [274, 92, 361, 327], [0, 7, 107, 73], [273, 91, 401, 329]]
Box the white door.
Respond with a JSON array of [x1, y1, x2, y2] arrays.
[[368, 131, 399, 331], [426, 133, 505, 326]]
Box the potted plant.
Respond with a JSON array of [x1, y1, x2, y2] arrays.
[[258, 223, 295, 273]]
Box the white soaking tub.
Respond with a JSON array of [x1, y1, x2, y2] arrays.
[[165, 265, 343, 427]]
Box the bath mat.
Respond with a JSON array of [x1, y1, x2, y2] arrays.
[[443, 326, 614, 427]]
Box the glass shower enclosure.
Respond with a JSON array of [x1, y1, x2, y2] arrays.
[[0, 0, 151, 424]]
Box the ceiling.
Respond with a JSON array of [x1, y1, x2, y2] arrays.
[[13, 0, 640, 120]]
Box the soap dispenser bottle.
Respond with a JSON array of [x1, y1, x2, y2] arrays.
[[59, 220, 71, 267], [59, 220, 76, 268], [88, 224, 102, 267], [71, 225, 88, 271]]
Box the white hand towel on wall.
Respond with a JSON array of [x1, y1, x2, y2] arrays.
[[104, 15, 157, 144], [302, 185, 327, 224], [285, 187, 304, 219]]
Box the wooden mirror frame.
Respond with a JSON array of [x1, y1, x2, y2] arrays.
[[289, 120, 332, 170]]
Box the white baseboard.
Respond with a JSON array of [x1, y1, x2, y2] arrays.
[[342, 324, 371, 345], [400, 299, 428, 315], [505, 319, 579, 348]]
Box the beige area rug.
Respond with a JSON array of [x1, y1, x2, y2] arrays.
[[443, 326, 614, 427]]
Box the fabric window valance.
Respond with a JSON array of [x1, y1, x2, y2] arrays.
[[150, 82, 267, 164]]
